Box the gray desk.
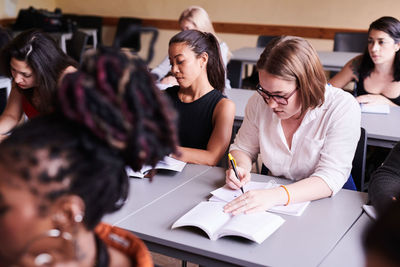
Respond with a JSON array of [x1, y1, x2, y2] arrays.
[[113, 166, 367, 267], [102, 164, 211, 225], [320, 212, 372, 267], [226, 88, 400, 148], [228, 47, 360, 88], [361, 107, 400, 148]]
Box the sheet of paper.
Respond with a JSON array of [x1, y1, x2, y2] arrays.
[[210, 181, 310, 216], [126, 156, 186, 178], [360, 104, 390, 114]]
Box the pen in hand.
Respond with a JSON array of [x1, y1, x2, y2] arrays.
[[228, 153, 244, 194]]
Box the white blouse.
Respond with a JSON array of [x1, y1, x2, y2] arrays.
[[230, 85, 361, 195]]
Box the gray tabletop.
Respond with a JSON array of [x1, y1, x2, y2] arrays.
[[113, 165, 368, 267], [102, 164, 211, 225], [320, 212, 373, 267], [231, 47, 359, 72]]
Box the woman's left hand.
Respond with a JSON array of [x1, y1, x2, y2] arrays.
[[356, 94, 393, 105], [223, 188, 284, 215]]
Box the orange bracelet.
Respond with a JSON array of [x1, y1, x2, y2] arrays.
[[280, 185, 290, 206]]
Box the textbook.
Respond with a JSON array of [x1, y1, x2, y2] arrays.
[[209, 182, 310, 216], [171, 201, 285, 244], [125, 156, 186, 178]]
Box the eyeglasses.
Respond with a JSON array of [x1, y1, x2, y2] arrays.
[[256, 84, 297, 105]]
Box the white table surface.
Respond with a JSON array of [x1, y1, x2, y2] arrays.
[[111, 165, 367, 267], [225, 88, 400, 148]]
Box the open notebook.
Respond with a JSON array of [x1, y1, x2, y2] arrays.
[[209, 181, 310, 216], [125, 156, 186, 178], [172, 201, 284, 244]]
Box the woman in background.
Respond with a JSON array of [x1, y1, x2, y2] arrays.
[[0, 29, 77, 141], [224, 36, 360, 215], [330, 16, 400, 106], [0, 48, 177, 266], [165, 30, 235, 166], [152, 5, 231, 88]]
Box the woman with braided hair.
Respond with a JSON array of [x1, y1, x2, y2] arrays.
[[0, 48, 178, 266]]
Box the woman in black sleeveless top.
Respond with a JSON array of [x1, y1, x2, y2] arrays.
[[165, 30, 235, 166], [330, 16, 400, 106]]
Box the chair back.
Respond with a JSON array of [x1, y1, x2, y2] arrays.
[[333, 32, 368, 53], [256, 35, 277, 48], [113, 17, 142, 51], [66, 30, 89, 64], [351, 127, 367, 191], [67, 14, 103, 45], [113, 23, 159, 65]]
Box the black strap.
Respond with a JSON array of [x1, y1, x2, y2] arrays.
[[95, 234, 110, 267]]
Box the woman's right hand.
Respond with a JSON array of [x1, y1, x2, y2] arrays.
[[225, 166, 251, 190]]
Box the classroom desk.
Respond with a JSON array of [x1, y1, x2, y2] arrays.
[[361, 106, 400, 148], [320, 212, 372, 267], [228, 47, 360, 88], [112, 165, 367, 267], [102, 164, 211, 225], [225, 88, 400, 148]]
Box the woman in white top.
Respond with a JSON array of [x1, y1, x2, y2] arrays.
[[224, 36, 361, 215], [151, 6, 231, 88]]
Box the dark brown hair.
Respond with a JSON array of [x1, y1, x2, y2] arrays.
[[169, 29, 225, 92], [256, 36, 326, 116]]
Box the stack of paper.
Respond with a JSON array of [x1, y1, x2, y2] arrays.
[[125, 156, 186, 178], [209, 181, 310, 216], [360, 104, 390, 114]]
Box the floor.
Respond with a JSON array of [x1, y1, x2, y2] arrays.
[[151, 252, 198, 267]]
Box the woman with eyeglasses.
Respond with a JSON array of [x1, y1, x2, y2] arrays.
[[224, 36, 361, 215], [330, 16, 400, 106]]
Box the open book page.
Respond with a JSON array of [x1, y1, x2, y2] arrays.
[[125, 156, 186, 178], [219, 207, 285, 244], [172, 201, 284, 244], [210, 182, 310, 216], [172, 202, 231, 240], [360, 103, 390, 114]]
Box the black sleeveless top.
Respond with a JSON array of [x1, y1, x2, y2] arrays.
[[356, 76, 400, 105], [165, 86, 225, 150]]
